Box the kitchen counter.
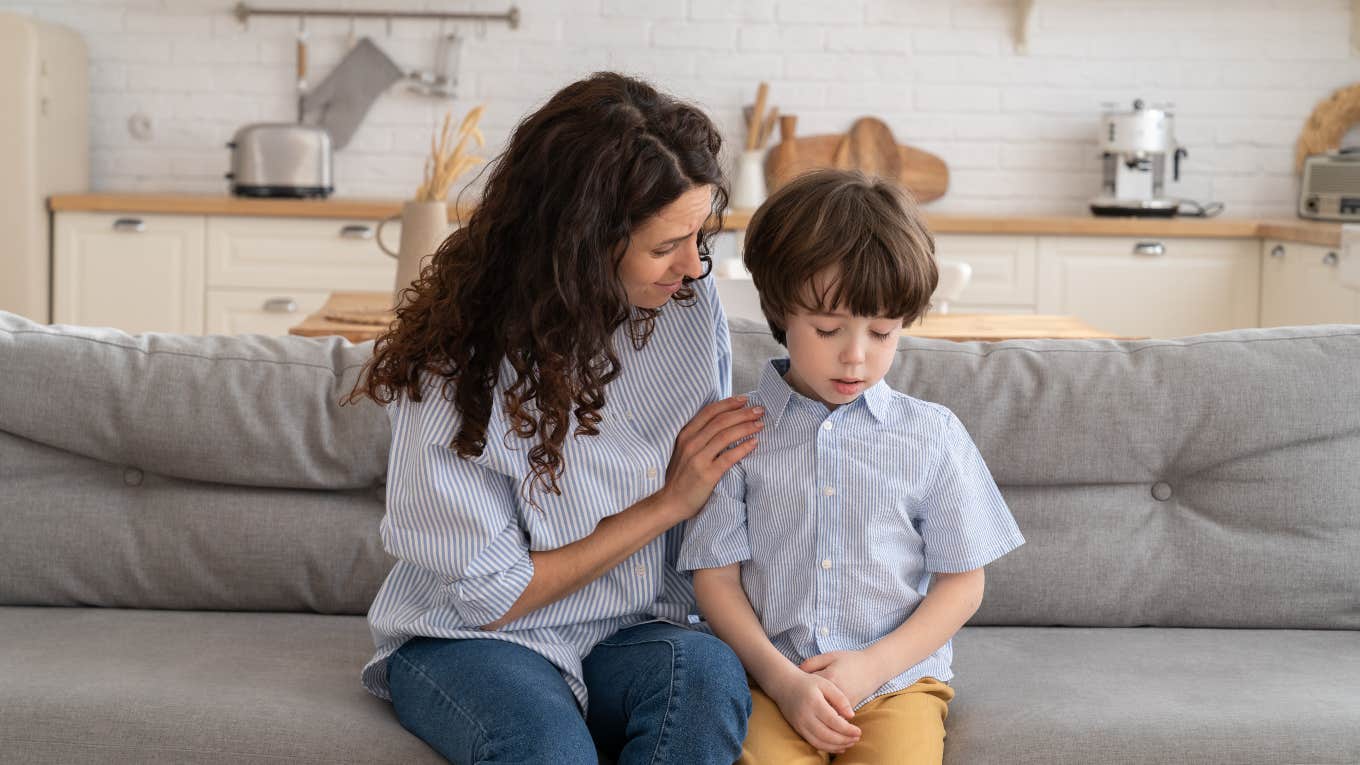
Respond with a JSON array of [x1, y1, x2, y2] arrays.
[[48, 193, 1343, 247]]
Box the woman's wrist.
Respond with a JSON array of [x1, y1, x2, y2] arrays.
[[645, 488, 690, 527]]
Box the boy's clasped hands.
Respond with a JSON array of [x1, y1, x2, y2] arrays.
[[765, 648, 888, 753]]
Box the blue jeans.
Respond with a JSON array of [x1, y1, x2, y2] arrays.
[[387, 621, 751, 765]]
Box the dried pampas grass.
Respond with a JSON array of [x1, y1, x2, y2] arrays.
[[416, 105, 486, 201]]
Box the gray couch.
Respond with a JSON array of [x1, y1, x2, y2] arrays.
[[1, 309, 1358, 765]]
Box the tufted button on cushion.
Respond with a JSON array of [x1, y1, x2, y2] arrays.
[[1151, 481, 1172, 502], [123, 467, 144, 487]]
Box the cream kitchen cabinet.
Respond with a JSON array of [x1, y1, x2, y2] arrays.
[[53, 212, 206, 334], [203, 216, 397, 335], [54, 212, 400, 335], [1259, 240, 1360, 327], [1035, 236, 1260, 338], [934, 234, 1038, 314], [204, 289, 335, 336]]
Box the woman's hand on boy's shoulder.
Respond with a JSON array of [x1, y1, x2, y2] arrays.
[[800, 650, 884, 710], [655, 395, 763, 523]]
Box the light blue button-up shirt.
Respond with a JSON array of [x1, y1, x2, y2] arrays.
[[362, 277, 730, 712], [678, 357, 1024, 708]]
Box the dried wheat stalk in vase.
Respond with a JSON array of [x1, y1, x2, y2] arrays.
[[416, 105, 487, 202]]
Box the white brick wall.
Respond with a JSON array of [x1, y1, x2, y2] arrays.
[[8, 0, 1360, 216]]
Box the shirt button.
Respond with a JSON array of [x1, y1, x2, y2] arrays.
[[646, 467, 658, 479], [821, 559, 832, 570], [818, 626, 829, 637], [634, 565, 646, 577], [822, 421, 833, 431], [823, 486, 835, 496]]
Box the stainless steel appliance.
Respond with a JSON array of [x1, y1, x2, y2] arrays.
[[225, 123, 333, 198], [1090, 99, 1192, 217], [1298, 148, 1360, 221], [0, 12, 88, 323]]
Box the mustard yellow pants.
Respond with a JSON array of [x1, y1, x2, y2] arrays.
[[739, 677, 955, 765]]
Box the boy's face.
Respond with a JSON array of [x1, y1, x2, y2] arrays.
[[783, 306, 903, 409]]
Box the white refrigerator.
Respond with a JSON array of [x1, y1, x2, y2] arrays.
[[0, 12, 88, 323]]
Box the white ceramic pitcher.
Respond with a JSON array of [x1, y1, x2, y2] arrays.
[[377, 200, 452, 309]]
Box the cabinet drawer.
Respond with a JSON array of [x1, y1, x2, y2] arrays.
[[53, 212, 205, 334], [1036, 236, 1259, 337], [204, 288, 334, 336], [206, 216, 401, 290], [933, 235, 1037, 307]]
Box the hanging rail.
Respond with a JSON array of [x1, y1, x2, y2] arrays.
[[232, 2, 520, 29]]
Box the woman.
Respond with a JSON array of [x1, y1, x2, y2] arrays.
[[350, 72, 763, 764]]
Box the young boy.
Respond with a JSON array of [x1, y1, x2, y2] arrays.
[[678, 169, 1024, 764]]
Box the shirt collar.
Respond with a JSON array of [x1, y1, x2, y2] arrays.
[[756, 358, 797, 431], [757, 358, 893, 429]]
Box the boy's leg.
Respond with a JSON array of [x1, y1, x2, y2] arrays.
[[831, 677, 954, 765], [582, 621, 750, 765], [739, 684, 830, 765]]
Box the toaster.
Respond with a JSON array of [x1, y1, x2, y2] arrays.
[[1299, 148, 1360, 221], [225, 123, 333, 198]]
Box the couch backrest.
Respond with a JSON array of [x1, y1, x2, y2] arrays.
[[0, 312, 391, 613], [4, 311, 1358, 628], [729, 318, 1360, 630]]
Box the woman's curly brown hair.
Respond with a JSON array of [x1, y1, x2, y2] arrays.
[[347, 72, 728, 502]]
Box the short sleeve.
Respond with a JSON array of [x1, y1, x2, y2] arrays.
[[677, 460, 751, 571], [381, 394, 534, 627], [917, 409, 1025, 573]]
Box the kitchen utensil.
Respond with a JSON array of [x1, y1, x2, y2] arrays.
[[757, 106, 779, 150], [832, 117, 902, 181], [295, 16, 307, 122], [745, 82, 769, 151], [407, 31, 461, 98], [299, 37, 403, 150], [225, 123, 333, 198], [764, 117, 948, 202]]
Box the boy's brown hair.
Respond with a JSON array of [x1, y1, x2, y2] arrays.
[[742, 169, 937, 345]]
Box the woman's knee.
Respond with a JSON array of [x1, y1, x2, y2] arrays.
[[387, 639, 596, 764], [675, 631, 751, 709]]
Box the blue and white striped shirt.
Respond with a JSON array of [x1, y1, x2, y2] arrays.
[[362, 277, 731, 711], [677, 358, 1024, 708]]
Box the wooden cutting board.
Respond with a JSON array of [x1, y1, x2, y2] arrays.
[[765, 117, 949, 202]]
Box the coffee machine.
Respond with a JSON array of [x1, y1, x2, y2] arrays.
[[1090, 99, 1189, 217]]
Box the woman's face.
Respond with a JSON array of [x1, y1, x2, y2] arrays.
[[617, 184, 714, 309]]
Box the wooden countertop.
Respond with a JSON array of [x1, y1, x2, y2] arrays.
[[290, 291, 1128, 344], [47, 192, 1343, 246]]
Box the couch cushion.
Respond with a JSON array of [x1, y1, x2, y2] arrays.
[[2, 610, 1353, 764], [0, 431, 391, 613], [946, 626, 1360, 764], [0, 607, 443, 764], [730, 319, 1360, 630], [0, 311, 388, 490]]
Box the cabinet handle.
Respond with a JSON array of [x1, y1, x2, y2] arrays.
[[1323, 251, 1339, 266], [340, 224, 374, 240], [1269, 245, 1285, 258], [112, 218, 145, 233], [1132, 241, 1165, 256], [263, 298, 299, 314]]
